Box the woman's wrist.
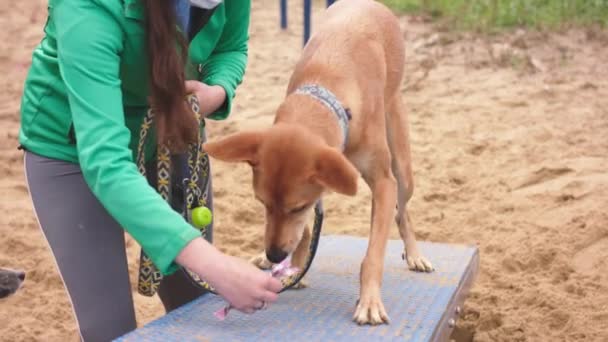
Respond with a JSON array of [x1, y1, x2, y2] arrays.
[[185, 80, 226, 117], [203, 85, 227, 116], [175, 236, 223, 281]]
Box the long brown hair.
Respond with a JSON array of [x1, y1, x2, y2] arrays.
[[143, 0, 198, 152]]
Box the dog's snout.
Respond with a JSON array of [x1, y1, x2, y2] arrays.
[[17, 271, 25, 282], [266, 246, 288, 264]]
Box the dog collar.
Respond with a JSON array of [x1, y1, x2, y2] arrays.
[[294, 84, 351, 151]]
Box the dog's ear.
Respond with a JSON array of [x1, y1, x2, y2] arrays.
[[203, 131, 263, 166], [312, 147, 358, 196]]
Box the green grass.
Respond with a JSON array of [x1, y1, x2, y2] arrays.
[[379, 0, 608, 31], [378, 0, 422, 13]]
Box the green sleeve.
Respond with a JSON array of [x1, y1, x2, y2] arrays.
[[201, 0, 251, 120], [54, 0, 201, 275]]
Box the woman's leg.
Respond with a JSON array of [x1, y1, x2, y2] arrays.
[[24, 151, 137, 342]]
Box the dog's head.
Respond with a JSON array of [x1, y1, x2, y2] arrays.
[[204, 124, 358, 263], [0, 268, 25, 299]]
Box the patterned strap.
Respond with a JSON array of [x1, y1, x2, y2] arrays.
[[135, 94, 324, 297], [137, 94, 214, 296]]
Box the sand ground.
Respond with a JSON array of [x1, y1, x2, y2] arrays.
[[1, 0, 607, 341]]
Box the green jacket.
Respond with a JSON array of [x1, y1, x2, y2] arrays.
[[18, 0, 250, 275]]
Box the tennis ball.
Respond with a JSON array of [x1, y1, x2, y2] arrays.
[[191, 206, 212, 228]]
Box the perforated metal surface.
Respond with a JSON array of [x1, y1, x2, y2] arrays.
[[115, 235, 479, 342]]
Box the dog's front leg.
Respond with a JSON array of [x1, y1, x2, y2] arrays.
[[289, 225, 311, 289], [249, 252, 273, 270], [354, 165, 397, 325], [250, 225, 311, 289]]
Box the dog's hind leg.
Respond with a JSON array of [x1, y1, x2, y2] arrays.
[[386, 94, 433, 272]]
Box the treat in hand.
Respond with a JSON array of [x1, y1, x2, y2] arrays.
[[214, 259, 299, 320]]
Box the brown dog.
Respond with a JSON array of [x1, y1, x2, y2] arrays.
[[203, 0, 433, 325]]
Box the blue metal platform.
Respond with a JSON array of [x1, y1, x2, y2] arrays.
[[115, 235, 479, 342]]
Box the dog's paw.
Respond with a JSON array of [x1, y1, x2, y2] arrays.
[[249, 252, 273, 270], [353, 292, 390, 325], [291, 278, 309, 289], [402, 251, 434, 272]]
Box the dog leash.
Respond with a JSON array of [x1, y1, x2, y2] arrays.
[[135, 94, 324, 296]]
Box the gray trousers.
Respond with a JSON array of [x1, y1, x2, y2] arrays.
[[23, 150, 210, 342]]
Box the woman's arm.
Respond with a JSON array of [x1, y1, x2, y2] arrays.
[[53, 1, 283, 313], [54, 0, 200, 275], [198, 0, 251, 120], [176, 236, 283, 313]]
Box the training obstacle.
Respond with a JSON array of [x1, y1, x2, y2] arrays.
[[280, 0, 337, 46], [115, 235, 479, 341]]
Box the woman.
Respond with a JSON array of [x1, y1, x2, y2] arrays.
[[18, 0, 281, 341]]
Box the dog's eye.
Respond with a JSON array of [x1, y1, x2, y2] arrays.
[[290, 203, 310, 214]]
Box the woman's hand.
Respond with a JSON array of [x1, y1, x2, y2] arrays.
[[175, 237, 283, 314], [185, 80, 226, 117], [208, 252, 283, 314]]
